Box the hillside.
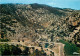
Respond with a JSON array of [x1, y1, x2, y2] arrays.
[[0, 3, 80, 43]]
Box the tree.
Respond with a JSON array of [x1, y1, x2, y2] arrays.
[[0, 15, 16, 38], [0, 44, 22, 55]]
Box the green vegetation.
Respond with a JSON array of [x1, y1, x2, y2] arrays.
[[1, 15, 16, 38], [0, 44, 47, 56], [0, 44, 22, 55], [31, 3, 66, 16], [22, 47, 29, 55], [0, 39, 9, 42], [29, 49, 46, 56], [1, 4, 17, 38], [59, 40, 80, 55]]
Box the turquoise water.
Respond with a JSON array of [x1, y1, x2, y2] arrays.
[[45, 43, 49, 48]]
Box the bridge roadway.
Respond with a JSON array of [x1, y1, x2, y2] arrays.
[[0, 41, 62, 46], [0, 41, 54, 45]]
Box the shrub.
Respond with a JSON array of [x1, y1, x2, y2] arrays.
[[59, 40, 80, 55]]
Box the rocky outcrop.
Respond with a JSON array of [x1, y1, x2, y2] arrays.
[[0, 3, 80, 42]]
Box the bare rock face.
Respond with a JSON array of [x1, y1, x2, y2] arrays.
[[0, 3, 80, 42]]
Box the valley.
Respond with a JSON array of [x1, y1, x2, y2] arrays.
[[0, 3, 80, 56]]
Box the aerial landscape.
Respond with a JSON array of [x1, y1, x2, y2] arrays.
[[0, 0, 80, 56]]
